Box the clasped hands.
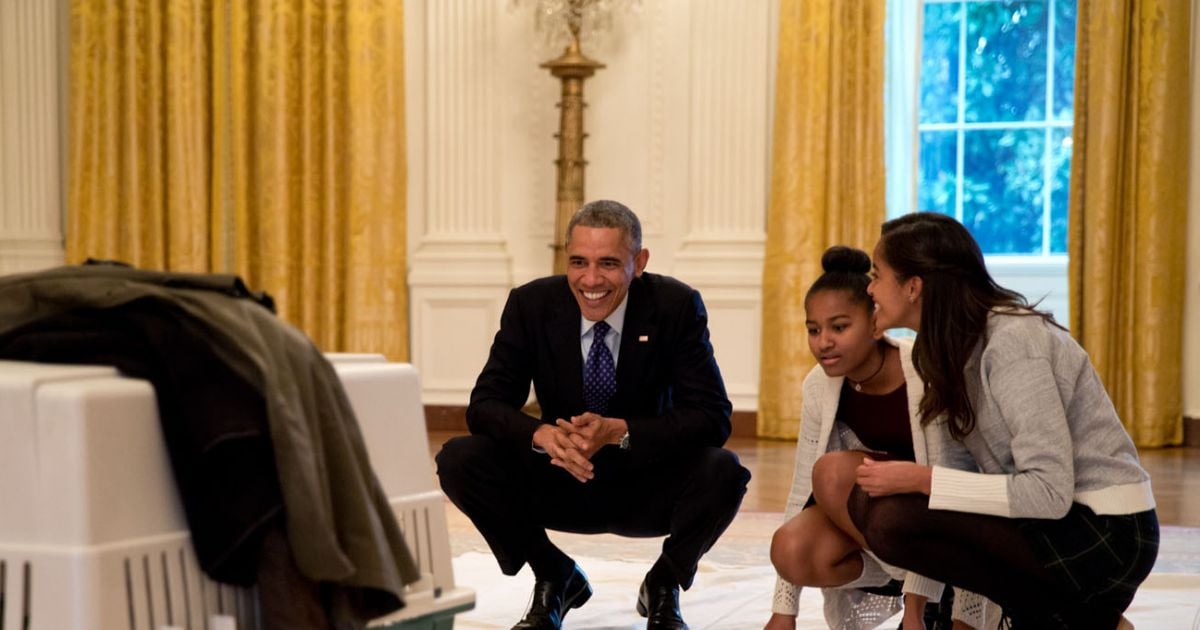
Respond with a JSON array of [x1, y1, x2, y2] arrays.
[[532, 412, 628, 483]]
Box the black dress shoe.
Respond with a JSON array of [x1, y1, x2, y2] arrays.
[[512, 564, 592, 630], [636, 578, 688, 630]]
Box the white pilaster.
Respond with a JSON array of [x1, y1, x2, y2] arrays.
[[0, 0, 67, 275], [406, 0, 513, 404], [671, 0, 774, 410]]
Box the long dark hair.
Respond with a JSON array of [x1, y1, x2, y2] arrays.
[[878, 212, 1059, 439], [806, 245, 873, 310]]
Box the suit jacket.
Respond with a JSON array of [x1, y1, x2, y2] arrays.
[[466, 272, 732, 467]]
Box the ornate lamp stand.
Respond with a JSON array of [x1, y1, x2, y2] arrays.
[[541, 22, 604, 274]]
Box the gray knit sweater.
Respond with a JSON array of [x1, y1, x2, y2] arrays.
[[930, 310, 1154, 519]]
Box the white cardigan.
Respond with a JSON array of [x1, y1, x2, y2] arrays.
[[770, 336, 985, 629]]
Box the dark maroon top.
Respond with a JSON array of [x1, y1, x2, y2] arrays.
[[835, 381, 915, 462]]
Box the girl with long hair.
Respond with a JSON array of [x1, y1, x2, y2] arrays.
[[843, 212, 1157, 628]]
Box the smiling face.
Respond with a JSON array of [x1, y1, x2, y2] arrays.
[[868, 240, 923, 332], [805, 289, 880, 378], [566, 225, 650, 321]]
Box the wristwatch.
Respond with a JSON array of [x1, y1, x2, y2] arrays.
[[619, 430, 631, 450]]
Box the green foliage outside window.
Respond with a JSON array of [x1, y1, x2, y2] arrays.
[[917, 0, 1075, 255]]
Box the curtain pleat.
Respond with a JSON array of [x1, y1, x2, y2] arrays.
[[343, 0, 409, 361], [164, 0, 214, 271], [68, 0, 409, 360], [1067, 0, 1191, 446], [758, 0, 887, 439]]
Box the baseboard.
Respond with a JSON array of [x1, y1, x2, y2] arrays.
[[731, 411, 758, 438], [425, 405, 468, 432], [424, 407, 1191, 445], [424, 405, 761, 438]]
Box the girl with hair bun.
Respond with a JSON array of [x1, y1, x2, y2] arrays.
[[843, 212, 1156, 628], [767, 246, 983, 630]]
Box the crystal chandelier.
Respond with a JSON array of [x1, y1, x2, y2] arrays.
[[515, 0, 640, 52]]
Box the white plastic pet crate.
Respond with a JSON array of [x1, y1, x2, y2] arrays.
[[0, 357, 473, 630]]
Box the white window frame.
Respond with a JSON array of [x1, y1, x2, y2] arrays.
[[885, 0, 1071, 325]]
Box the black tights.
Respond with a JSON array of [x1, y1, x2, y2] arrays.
[[847, 488, 1127, 629]]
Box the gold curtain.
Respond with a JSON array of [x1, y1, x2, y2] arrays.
[[758, 0, 887, 439], [1067, 1, 1191, 447], [68, 0, 409, 360], [68, 1, 214, 271]]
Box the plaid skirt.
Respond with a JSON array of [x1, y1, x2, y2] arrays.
[[1017, 503, 1159, 619]]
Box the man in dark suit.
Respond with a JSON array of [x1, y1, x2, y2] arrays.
[[436, 200, 750, 630]]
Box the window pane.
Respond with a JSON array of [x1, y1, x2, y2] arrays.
[[965, 1, 1049, 123], [918, 130, 958, 215], [963, 128, 1044, 253], [1053, 0, 1077, 120], [1050, 128, 1071, 253], [920, 2, 962, 124]]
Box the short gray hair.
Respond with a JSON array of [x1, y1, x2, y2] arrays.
[[565, 200, 643, 252]]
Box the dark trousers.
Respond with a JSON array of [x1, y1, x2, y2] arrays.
[[435, 434, 750, 589]]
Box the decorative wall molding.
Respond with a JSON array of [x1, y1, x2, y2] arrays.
[[641, 0, 667, 237], [670, 0, 772, 410], [523, 17, 558, 243], [0, 0, 66, 275], [418, 0, 502, 241], [406, 0, 512, 403], [0, 238, 65, 274], [409, 244, 513, 287], [684, 0, 770, 242], [674, 237, 765, 411], [411, 290, 508, 405], [697, 284, 765, 412]]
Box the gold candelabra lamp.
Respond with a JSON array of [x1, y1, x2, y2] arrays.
[[519, 0, 636, 273], [542, 15, 605, 273]]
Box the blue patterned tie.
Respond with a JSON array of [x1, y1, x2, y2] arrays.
[[583, 321, 616, 415]]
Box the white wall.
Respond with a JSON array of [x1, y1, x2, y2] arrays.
[[404, 0, 774, 409]]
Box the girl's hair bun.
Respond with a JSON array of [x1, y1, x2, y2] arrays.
[[821, 245, 871, 275]]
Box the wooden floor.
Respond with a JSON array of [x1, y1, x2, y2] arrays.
[[427, 430, 1200, 527]]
